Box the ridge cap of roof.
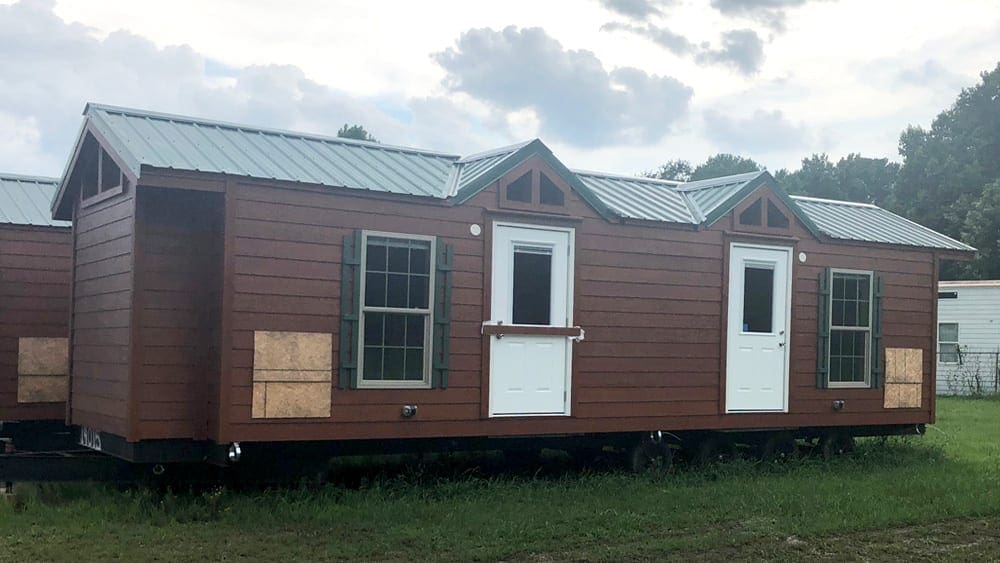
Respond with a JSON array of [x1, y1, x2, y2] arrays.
[[0, 173, 59, 184], [456, 140, 534, 163], [790, 194, 879, 209], [676, 170, 764, 192], [84, 102, 462, 161], [572, 168, 683, 186]]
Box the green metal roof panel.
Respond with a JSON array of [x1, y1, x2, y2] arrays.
[[451, 143, 529, 194], [792, 196, 975, 252], [0, 173, 68, 227], [679, 171, 764, 221], [64, 104, 973, 253], [86, 104, 458, 198], [576, 171, 696, 223]]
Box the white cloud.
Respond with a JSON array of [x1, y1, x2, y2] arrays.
[[433, 26, 693, 147], [0, 0, 998, 177]]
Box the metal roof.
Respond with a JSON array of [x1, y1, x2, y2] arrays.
[[448, 142, 528, 196], [0, 173, 69, 227], [679, 171, 763, 222], [58, 104, 974, 252], [85, 103, 458, 198], [576, 171, 696, 224], [792, 196, 975, 252]]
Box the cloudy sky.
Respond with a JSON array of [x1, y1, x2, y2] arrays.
[[1, 0, 998, 178]]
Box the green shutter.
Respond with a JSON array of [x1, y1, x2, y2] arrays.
[[339, 230, 363, 389], [816, 267, 831, 389], [870, 271, 884, 388], [432, 238, 453, 389]]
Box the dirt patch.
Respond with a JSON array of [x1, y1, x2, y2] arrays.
[[686, 516, 1000, 562]]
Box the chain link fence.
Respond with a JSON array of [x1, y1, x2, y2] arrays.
[[938, 349, 1000, 396]]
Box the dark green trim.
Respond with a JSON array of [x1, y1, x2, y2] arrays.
[[871, 271, 884, 388], [338, 230, 363, 389], [816, 267, 831, 389], [432, 238, 453, 389], [700, 171, 824, 239], [451, 139, 618, 222]]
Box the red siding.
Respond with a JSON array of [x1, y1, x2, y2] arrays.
[[201, 160, 938, 444], [0, 225, 72, 421], [70, 191, 135, 435], [133, 188, 222, 440]]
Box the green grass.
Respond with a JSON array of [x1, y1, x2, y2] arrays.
[[2, 397, 999, 561]]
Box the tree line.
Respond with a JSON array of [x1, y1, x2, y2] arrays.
[[648, 63, 1000, 280]]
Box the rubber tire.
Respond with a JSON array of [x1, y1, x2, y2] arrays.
[[820, 432, 856, 461], [629, 441, 673, 474], [693, 435, 738, 466], [760, 432, 798, 462]]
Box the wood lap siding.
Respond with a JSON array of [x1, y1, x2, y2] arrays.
[[134, 188, 222, 440], [218, 169, 936, 443], [70, 193, 134, 435], [0, 225, 72, 421]]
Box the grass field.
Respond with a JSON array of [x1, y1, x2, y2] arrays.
[[2, 397, 998, 561]]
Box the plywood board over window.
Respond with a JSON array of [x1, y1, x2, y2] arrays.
[[884, 348, 922, 408], [252, 331, 332, 419], [17, 337, 70, 403]]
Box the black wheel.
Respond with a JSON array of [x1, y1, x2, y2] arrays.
[[820, 432, 855, 460], [693, 434, 738, 466], [629, 440, 673, 474], [759, 432, 798, 462]]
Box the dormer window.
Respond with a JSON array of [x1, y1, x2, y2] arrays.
[[77, 132, 127, 205], [505, 172, 532, 203], [767, 200, 789, 228], [539, 173, 565, 206], [735, 194, 792, 233], [739, 199, 763, 226], [500, 167, 567, 212]]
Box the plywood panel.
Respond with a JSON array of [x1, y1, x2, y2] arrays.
[[252, 382, 331, 418], [884, 383, 922, 408], [18, 375, 69, 403], [18, 337, 69, 375], [253, 331, 332, 371]]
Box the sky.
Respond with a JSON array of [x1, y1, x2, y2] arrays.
[[0, 0, 998, 179]]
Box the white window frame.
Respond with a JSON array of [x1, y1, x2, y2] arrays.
[[827, 268, 874, 389], [357, 230, 436, 389], [938, 322, 961, 365]]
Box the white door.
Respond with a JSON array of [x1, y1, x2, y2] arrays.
[[726, 244, 792, 412], [488, 223, 574, 416]]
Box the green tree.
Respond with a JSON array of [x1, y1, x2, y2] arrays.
[[690, 154, 762, 181], [780, 153, 899, 206], [337, 124, 379, 143], [891, 62, 1000, 279], [961, 180, 1000, 279], [645, 159, 693, 182]]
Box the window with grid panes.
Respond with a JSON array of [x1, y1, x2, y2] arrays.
[[359, 233, 434, 387], [828, 271, 872, 386]]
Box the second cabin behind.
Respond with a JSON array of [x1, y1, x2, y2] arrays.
[[0, 174, 72, 431], [51, 104, 975, 463]]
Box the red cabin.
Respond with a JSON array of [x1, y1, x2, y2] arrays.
[[50, 104, 974, 465]]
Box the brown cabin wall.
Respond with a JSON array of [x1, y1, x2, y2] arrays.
[[69, 191, 135, 436], [132, 188, 223, 440], [196, 168, 936, 445], [0, 224, 72, 421]]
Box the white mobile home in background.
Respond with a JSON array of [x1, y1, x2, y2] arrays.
[[937, 281, 1000, 395]]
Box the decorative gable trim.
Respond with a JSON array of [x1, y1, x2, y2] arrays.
[[699, 172, 823, 239], [450, 139, 618, 221]]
